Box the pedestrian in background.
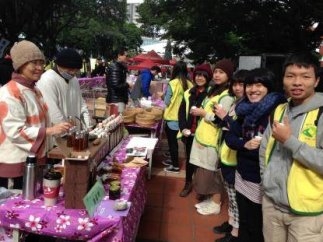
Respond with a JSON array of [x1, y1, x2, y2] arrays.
[[106, 47, 129, 113]]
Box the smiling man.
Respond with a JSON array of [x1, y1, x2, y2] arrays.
[[260, 52, 323, 242]]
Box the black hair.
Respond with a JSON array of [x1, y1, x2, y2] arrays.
[[228, 69, 249, 96], [283, 52, 319, 78], [171, 61, 190, 91], [244, 68, 275, 93]]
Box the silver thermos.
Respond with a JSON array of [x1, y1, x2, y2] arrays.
[[22, 153, 37, 200]]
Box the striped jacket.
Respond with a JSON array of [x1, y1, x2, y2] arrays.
[[0, 74, 48, 178]]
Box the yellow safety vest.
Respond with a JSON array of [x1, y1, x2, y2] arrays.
[[265, 103, 323, 215], [220, 140, 237, 166], [163, 79, 193, 121], [194, 90, 232, 149]]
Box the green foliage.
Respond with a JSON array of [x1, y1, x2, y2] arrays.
[[0, 0, 142, 60], [137, 0, 323, 61]]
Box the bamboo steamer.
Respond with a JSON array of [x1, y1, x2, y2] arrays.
[[143, 107, 164, 121], [122, 110, 136, 123], [151, 107, 164, 120], [135, 113, 156, 127], [125, 107, 144, 115]]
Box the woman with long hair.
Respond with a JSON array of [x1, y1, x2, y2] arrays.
[[163, 61, 193, 173]]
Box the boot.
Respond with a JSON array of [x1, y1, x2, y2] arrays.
[[179, 182, 192, 197]]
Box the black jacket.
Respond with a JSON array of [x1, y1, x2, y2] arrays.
[[178, 86, 208, 135], [106, 61, 129, 103]]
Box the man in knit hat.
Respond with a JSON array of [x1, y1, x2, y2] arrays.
[[0, 40, 71, 189], [37, 48, 92, 142]]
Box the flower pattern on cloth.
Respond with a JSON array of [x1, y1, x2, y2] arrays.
[[0, 137, 147, 242]]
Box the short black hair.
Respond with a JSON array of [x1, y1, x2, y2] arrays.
[[283, 52, 319, 78], [151, 65, 161, 73], [228, 69, 249, 96]]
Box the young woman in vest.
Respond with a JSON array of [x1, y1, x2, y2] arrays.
[[177, 63, 213, 197], [213, 70, 249, 241], [163, 61, 193, 173], [224, 68, 286, 242], [189, 59, 235, 215]]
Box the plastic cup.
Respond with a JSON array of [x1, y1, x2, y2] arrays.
[[254, 135, 262, 141]]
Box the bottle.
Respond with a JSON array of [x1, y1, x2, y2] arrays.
[[22, 153, 37, 200]]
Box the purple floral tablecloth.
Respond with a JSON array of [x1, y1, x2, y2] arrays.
[[0, 138, 147, 242]]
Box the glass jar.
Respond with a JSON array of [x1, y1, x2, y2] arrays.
[[66, 127, 76, 147], [73, 131, 84, 151]]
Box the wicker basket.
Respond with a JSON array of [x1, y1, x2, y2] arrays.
[[122, 110, 136, 123], [135, 113, 156, 127]]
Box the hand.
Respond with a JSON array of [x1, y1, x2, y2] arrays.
[[47, 122, 72, 136], [213, 103, 227, 120], [244, 137, 262, 150], [190, 107, 206, 117], [272, 116, 291, 143]]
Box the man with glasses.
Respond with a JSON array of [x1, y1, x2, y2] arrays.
[[37, 48, 92, 145]]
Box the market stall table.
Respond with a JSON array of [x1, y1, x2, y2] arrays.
[[0, 170, 146, 242]]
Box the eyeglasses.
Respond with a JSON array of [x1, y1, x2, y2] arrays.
[[29, 60, 45, 68]]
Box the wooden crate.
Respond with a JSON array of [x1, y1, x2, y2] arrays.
[[48, 123, 124, 209]]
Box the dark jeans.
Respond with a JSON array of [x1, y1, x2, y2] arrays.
[[236, 191, 264, 242], [165, 123, 179, 167], [183, 135, 197, 182]]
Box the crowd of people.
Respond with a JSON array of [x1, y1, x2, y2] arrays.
[[0, 39, 323, 242], [161, 53, 323, 242]]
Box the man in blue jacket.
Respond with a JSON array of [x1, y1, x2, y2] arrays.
[[130, 65, 161, 102]]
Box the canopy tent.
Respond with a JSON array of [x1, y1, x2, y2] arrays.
[[132, 50, 169, 65], [128, 59, 157, 71]]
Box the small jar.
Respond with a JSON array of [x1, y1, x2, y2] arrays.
[[73, 131, 84, 151]]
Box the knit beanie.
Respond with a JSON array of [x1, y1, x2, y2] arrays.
[[193, 63, 213, 82], [10, 40, 45, 71], [214, 59, 234, 79], [55, 48, 82, 69]]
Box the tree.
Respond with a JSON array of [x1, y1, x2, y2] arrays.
[[0, 0, 142, 59], [137, 0, 323, 61]]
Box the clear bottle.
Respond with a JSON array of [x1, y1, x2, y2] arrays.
[[22, 153, 37, 200]]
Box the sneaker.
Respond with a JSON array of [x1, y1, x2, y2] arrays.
[[215, 233, 238, 242], [197, 202, 221, 215], [179, 182, 192, 197], [194, 198, 212, 209], [164, 165, 180, 173], [162, 159, 172, 166], [163, 151, 170, 158], [213, 222, 233, 234]]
